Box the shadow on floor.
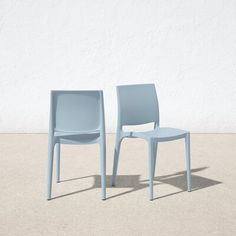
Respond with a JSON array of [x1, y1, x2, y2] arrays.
[[52, 167, 221, 200]]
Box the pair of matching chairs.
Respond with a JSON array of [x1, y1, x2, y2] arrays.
[[48, 84, 191, 201]]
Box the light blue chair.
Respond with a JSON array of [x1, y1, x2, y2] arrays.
[[48, 91, 106, 200], [111, 84, 191, 200]]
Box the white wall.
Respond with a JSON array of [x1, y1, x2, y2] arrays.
[[0, 0, 236, 133]]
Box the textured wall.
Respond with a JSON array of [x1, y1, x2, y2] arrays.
[[0, 0, 236, 133]]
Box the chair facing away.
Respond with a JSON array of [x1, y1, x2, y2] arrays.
[[48, 91, 106, 200], [111, 84, 191, 200]]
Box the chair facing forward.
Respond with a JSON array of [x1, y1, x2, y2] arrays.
[[48, 90, 106, 200], [111, 84, 191, 200]]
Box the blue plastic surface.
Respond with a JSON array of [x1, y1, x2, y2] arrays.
[[112, 84, 191, 200], [47, 90, 106, 200]]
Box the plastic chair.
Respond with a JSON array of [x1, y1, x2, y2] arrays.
[[111, 84, 191, 200], [48, 90, 106, 200]]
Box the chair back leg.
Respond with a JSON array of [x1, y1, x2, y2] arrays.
[[47, 142, 55, 200], [111, 136, 122, 186], [152, 141, 158, 178], [55, 143, 61, 183], [148, 139, 155, 200], [100, 142, 106, 200], [185, 133, 191, 192]]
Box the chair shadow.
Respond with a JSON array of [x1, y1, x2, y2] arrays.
[[51, 167, 221, 200]]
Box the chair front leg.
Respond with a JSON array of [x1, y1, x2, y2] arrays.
[[148, 139, 154, 201], [111, 135, 122, 186], [100, 141, 106, 200], [185, 133, 191, 192], [47, 141, 55, 200], [55, 143, 61, 183]]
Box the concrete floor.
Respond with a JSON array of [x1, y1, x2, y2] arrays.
[[0, 134, 236, 236]]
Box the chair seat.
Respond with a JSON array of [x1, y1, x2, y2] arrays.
[[54, 130, 100, 144], [132, 127, 189, 142]]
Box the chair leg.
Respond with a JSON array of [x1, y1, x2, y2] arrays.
[[152, 141, 158, 178], [47, 142, 55, 200], [185, 133, 191, 192], [56, 143, 60, 183], [100, 142, 106, 200], [148, 139, 154, 201], [111, 137, 122, 186]]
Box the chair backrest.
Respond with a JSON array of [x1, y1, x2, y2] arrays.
[[49, 90, 105, 133], [116, 84, 159, 126]]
